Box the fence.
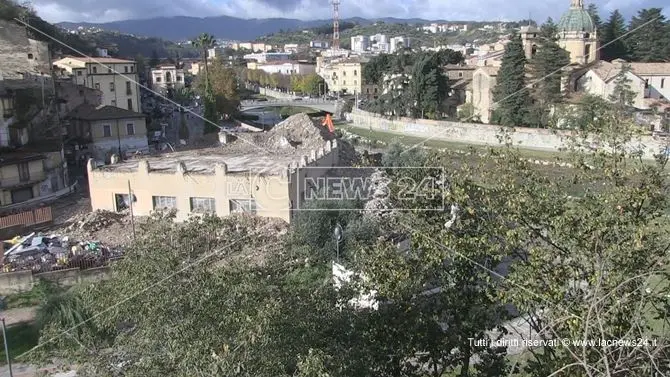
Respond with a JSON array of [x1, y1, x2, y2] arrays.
[[0, 207, 52, 231]]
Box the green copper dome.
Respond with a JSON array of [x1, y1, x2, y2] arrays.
[[558, 7, 596, 33]]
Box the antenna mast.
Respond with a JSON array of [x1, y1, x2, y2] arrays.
[[332, 0, 340, 50]]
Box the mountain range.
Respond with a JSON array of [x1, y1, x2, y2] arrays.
[[57, 16, 447, 42]]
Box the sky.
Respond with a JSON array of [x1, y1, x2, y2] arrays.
[[33, 0, 670, 24]]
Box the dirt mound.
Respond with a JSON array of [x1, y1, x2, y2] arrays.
[[66, 210, 127, 233]]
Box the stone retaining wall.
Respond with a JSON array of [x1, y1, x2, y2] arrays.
[[349, 109, 669, 160]]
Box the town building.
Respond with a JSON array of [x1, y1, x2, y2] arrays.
[[86, 139, 340, 223], [629, 62, 670, 102], [310, 41, 330, 49], [207, 47, 225, 59], [557, 0, 599, 65], [64, 103, 149, 162], [243, 52, 292, 63], [369, 34, 389, 53], [0, 148, 67, 207], [246, 61, 316, 75], [316, 56, 369, 95], [283, 44, 299, 54], [520, 25, 540, 60], [389, 37, 410, 53], [471, 66, 500, 124], [53, 56, 142, 112], [351, 36, 369, 53], [150, 65, 185, 96]]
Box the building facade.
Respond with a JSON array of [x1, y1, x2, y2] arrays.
[[317, 57, 368, 95], [557, 0, 599, 65], [53, 57, 142, 111], [86, 140, 340, 223], [150, 65, 185, 96], [247, 61, 316, 75], [65, 103, 149, 162], [629, 62, 670, 102], [0, 149, 67, 207], [389, 36, 410, 53], [471, 66, 500, 124], [351, 36, 370, 53]]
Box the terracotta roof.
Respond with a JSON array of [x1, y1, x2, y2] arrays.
[[62, 56, 135, 64], [628, 62, 670, 76], [66, 104, 146, 121]]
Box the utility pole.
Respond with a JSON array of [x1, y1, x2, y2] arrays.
[[2, 318, 13, 377], [128, 180, 136, 240]]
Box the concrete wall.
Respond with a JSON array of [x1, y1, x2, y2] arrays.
[[0, 267, 111, 295], [350, 109, 668, 159]]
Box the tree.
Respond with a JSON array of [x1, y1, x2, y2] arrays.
[[492, 34, 531, 127], [608, 62, 637, 109], [627, 8, 670, 62], [586, 3, 603, 32], [149, 50, 160, 68], [527, 19, 570, 128], [601, 10, 629, 61], [409, 53, 449, 119], [192, 33, 217, 132], [198, 59, 241, 119]]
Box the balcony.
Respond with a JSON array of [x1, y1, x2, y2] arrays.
[[0, 173, 46, 189]]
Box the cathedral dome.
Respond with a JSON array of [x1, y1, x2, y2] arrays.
[[558, 0, 596, 33]]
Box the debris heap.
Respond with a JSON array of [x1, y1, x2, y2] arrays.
[[67, 210, 127, 233]]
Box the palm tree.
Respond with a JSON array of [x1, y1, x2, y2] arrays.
[[192, 33, 216, 90]]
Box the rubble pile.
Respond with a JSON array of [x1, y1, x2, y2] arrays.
[[2, 232, 123, 273], [67, 210, 128, 233], [264, 113, 335, 151]]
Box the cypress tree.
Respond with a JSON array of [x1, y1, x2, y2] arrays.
[[627, 8, 670, 62], [492, 33, 531, 127], [601, 10, 629, 61]]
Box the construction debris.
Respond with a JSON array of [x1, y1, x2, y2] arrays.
[[2, 232, 122, 273], [66, 210, 128, 233]]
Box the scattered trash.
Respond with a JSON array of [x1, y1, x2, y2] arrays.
[[2, 232, 123, 273]]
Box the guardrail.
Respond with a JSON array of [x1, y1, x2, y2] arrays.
[[240, 99, 337, 106], [0, 207, 52, 231]]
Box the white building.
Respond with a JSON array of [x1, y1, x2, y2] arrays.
[[283, 44, 299, 53], [243, 52, 292, 63], [629, 62, 670, 102], [150, 65, 185, 96], [351, 35, 370, 53], [310, 40, 330, 49], [389, 36, 410, 53], [95, 48, 109, 57], [207, 47, 225, 59], [250, 61, 316, 75]]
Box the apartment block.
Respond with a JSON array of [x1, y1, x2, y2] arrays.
[[150, 65, 185, 96], [53, 56, 142, 111]]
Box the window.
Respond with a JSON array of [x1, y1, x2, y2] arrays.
[[111, 100, 116, 106], [114, 193, 135, 211], [662, 78, 665, 89], [102, 124, 112, 137], [229, 199, 257, 214], [124, 66, 128, 73], [190, 197, 216, 213], [126, 81, 132, 95], [94, 83, 100, 90], [343, 80, 346, 85], [18, 163, 30, 182], [343, 71, 346, 76], [155, 77, 162, 83], [645, 79, 650, 89], [354, 70, 357, 76], [77, 70, 82, 76], [176, 76, 182, 82], [27, 53, 33, 59], [127, 98, 133, 110], [108, 68, 112, 73], [458, 72, 463, 78], [109, 82, 115, 91], [130, 65, 134, 72], [126, 123, 135, 135], [153, 196, 177, 210], [92, 66, 97, 73]]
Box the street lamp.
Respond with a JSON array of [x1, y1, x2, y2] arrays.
[[333, 223, 343, 262]]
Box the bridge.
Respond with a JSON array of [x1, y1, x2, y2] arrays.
[[239, 98, 339, 113]]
